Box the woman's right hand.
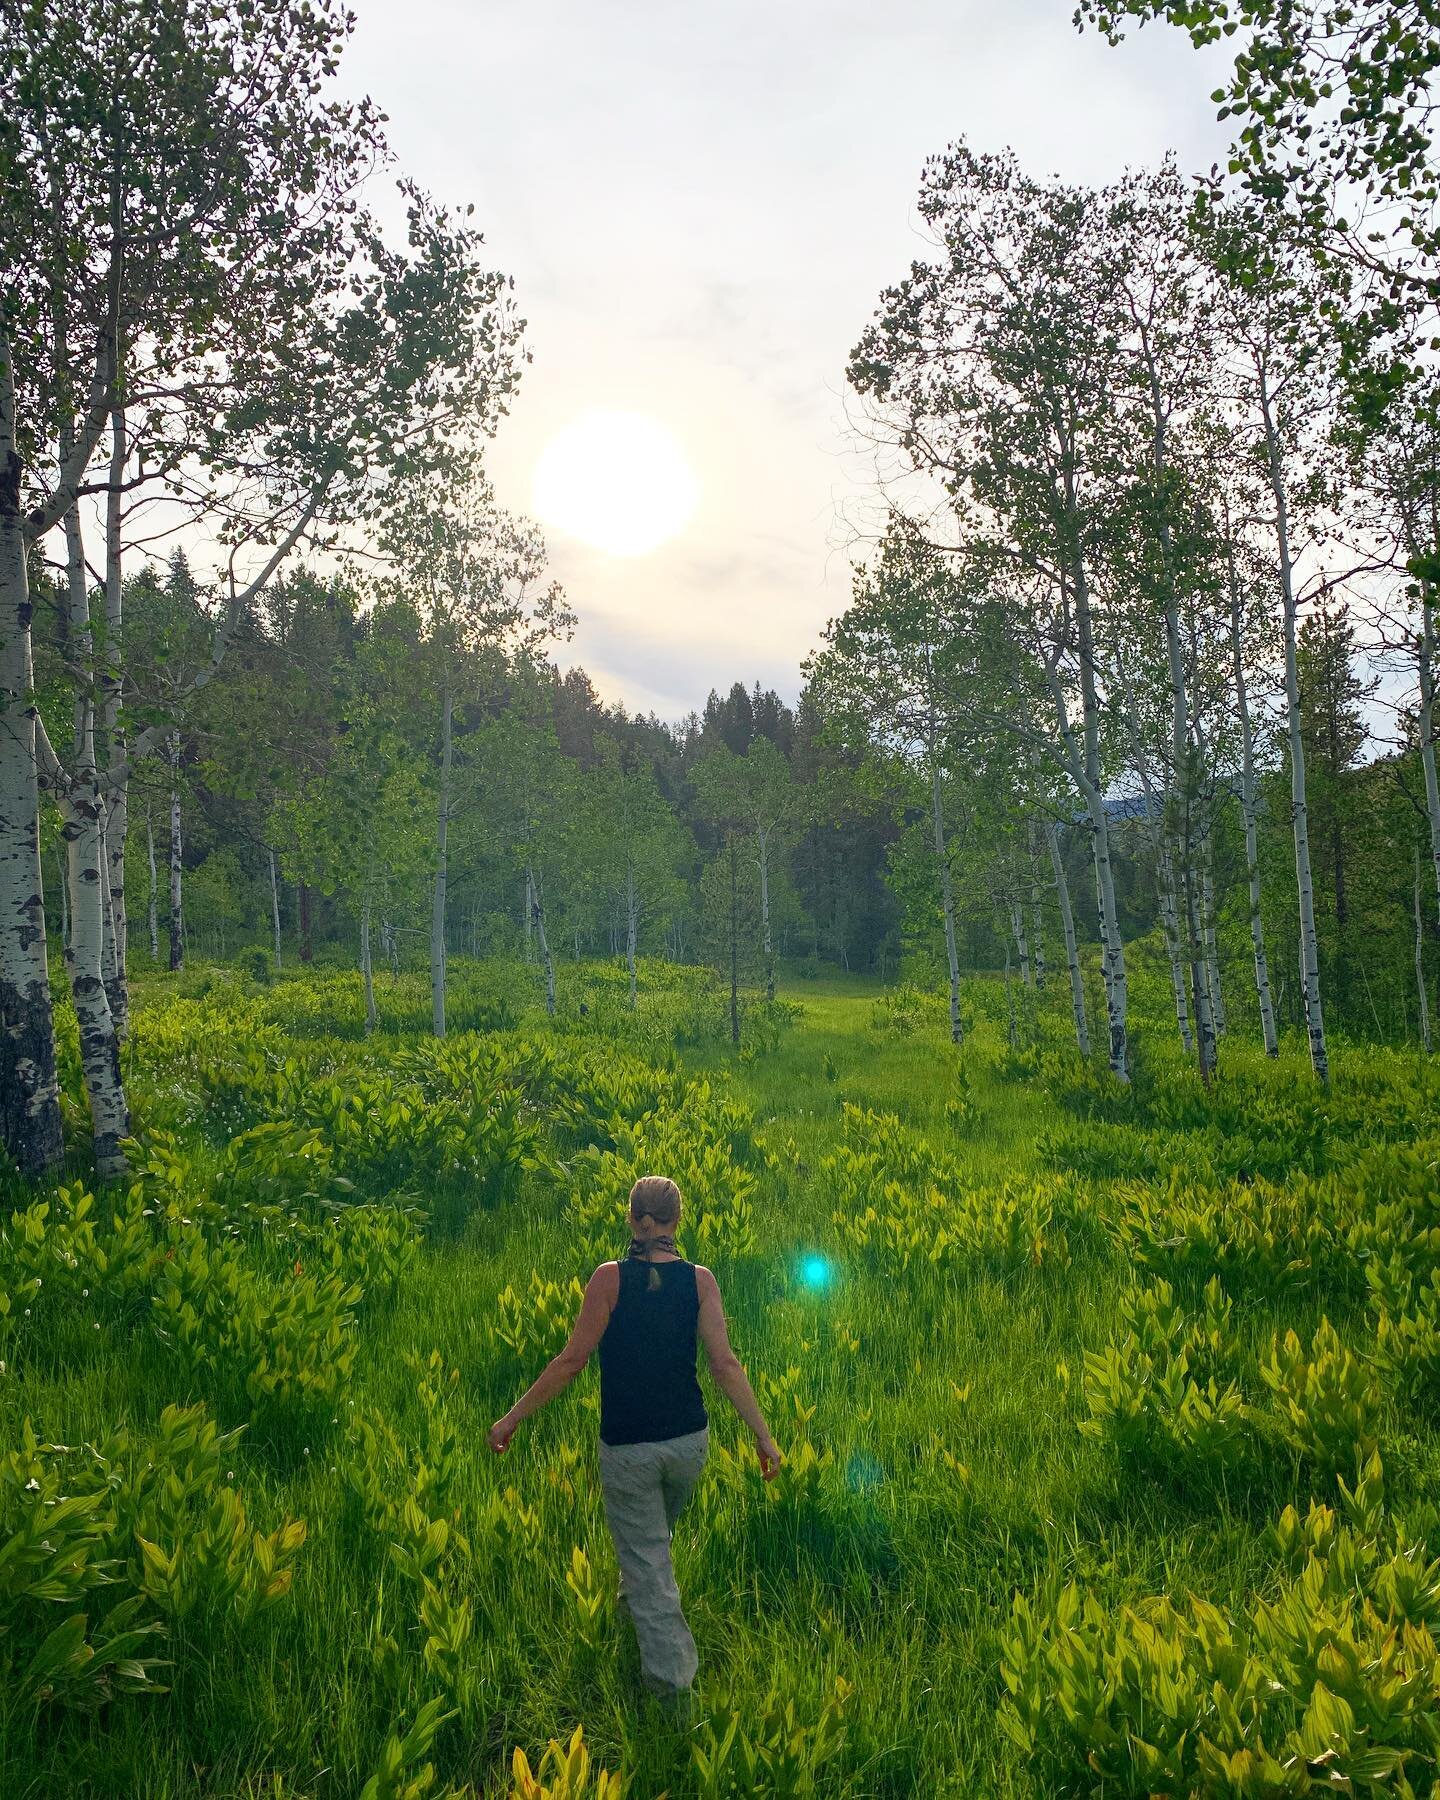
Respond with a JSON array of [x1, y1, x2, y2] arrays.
[[755, 1432, 782, 1481]]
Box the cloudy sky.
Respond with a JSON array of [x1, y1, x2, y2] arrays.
[[343, 1, 1232, 721]]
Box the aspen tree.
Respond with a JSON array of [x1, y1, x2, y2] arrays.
[[850, 149, 1134, 1074]]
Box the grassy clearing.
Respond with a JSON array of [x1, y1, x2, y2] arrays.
[[2, 961, 1438, 1796]]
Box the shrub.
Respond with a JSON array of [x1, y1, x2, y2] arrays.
[[152, 1233, 361, 1439], [4, 1182, 167, 1330], [1258, 1317, 1384, 1477], [692, 1677, 854, 1799], [486, 1274, 585, 1372], [0, 1419, 165, 1713], [104, 1404, 307, 1624], [868, 983, 941, 1036], [1080, 1278, 1254, 1487], [570, 1081, 766, 1264], [0, 1401, 305, 1720], [825, 1106, 1074, 1272], [1000, 1458, 1440, 1797], [511, 1724, 624, 1800], [1107, 1168, 1352, 1299], [235, 945, 273, 985]]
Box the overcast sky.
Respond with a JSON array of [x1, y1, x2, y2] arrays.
[[342, 1, 1232, 721]]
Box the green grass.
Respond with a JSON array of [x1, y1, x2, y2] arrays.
[[2, 961, 1438, 1796]]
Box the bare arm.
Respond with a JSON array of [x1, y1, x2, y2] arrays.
[[696, 1266, 782, 1480], [489, 1264, 617, 1453]]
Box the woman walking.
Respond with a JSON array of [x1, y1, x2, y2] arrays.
[[488, 1175, 781, 1701]]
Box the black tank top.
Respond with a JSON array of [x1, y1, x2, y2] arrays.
[[598, 1258, 709, 1447]]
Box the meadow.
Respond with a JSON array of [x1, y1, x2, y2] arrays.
[[2, 956, 1439, 1799]]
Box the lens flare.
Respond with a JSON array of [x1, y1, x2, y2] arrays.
[[798, 1253, 832, 1290], [846, 1450, 884, 1494]]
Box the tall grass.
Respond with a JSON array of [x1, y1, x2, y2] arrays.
[[1, 958, 1437, 1796]]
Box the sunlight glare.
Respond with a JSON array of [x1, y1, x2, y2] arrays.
[[532, 410, 699, 557], [799, 1253, 833, 1291]]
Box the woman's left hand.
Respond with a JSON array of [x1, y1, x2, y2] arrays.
[[488, 1414, 519, 1454]]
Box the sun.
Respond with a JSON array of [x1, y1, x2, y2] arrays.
[[532, 410, 699, 557]]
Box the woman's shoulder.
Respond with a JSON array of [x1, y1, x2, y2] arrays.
[[691, 1262, 719, 1297], [587, 1260, 623, 1295]]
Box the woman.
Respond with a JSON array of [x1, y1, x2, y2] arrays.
[[488, 1175, 781, 1700]]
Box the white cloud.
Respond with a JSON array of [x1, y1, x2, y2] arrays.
[[342, 0, 1234, 719]]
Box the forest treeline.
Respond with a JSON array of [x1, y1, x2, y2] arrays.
[[28, 533, 1437, 1090], [4, 0, 1440, 1190]]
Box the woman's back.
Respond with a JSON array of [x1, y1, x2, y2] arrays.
[[598, 1258, 708, 1447]]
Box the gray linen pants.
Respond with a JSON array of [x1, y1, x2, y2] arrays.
[[597, 1427, 709, 1695]]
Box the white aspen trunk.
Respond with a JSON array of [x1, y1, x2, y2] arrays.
[[168, 743, 183, 973], [1088, 794, 1129, 1077], [100, 807, 118, 996], [1227, 548, 1279, 1055], [145, 807, 158, 960], [625, 860, 638, 1010], [361, 865, 376, 1036], [103, 785, 126, 1027], [269, 849, 283, 969], [1179, 811, 1218, 1084], [930, 753, 962, 1045], [59, 674, 129, 1179], [1042, 750, 1095, 1060], [1003, 936, 1017, 1049], [1027, 820, 1046, 990], [57, 845, 69, 949], [1091, 838, 1112, 1020], [1161, 588, 1201, 1061], [1201, 832, 1226, 1037], [1145, 338, 1213, 1073], [100, 406, 128, 1039], [1009, 895, 1032, 988], [1161, 525, 1214, 1078], [1416, 846, 1432, 1055], [523, 874, 533, 959], [2, 298, 119, 1175], [1418, 581, 1440, 930], [757, 822, 774, 1002], [1070, 548, 1129, 1079], [431, 682, 451, 1038], [1125, 702, 1193, 1052], [58, 482, 129, 1173], [529, 864, 556, 1015], [61, 784, 129, 1179], [1260, 365, 1328, 1082], [1159, 842, 1195, 1052]]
